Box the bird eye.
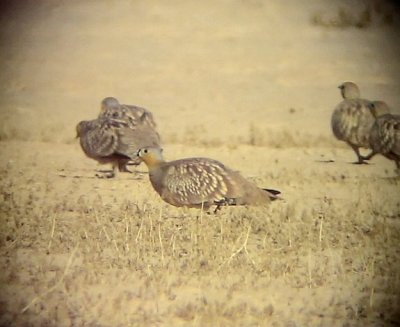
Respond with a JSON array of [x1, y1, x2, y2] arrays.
[[144, 149, 148, 154]]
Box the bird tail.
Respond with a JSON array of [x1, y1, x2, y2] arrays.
[[263, 188, 281, 200]]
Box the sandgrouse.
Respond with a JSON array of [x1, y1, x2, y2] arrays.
[[76, 118, 160, 177], [137, 147, 280, 211], [366, 101, 399, 170], [331, 81, 377, 164]]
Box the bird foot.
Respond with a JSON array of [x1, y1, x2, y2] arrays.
[[352, 160, 369, 165], [95, 171, 115, 178], [358, 155, 372, 162], [126, 161, 142, 166], [118, 167, 132, 173], [213, 198, 237, 213]]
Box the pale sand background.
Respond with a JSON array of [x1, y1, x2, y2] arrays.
[[0, 0, 400, 326]]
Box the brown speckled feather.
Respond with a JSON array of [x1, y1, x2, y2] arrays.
[[369, 114, 400, 168], [99, 97, 157, 129], [137, 148, 280, 209], [77, 118, 161, 173], [331, 98, 374, 148], [77, 118, 129, 159], [153, 158, 231, 207], [331, 82, 379, 163]]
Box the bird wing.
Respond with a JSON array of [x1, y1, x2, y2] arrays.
[[79, 119, 128, 158], [124, 104, 157, 128], [115, 124, 161, 159], [99, 103, 154, 126], [331, 99, 373, 146], [373, 115, 400, 155], [160, 158, 231, 206]]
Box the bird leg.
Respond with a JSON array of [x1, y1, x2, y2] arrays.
[[118, 161, 132, 173], [213, 198, 237, 213], [95, 170, 115, 178], [95, 163, 118, 178], [349, 144, 368, 164], [360, 151, 377, 161], [394, 160, 400, 175]]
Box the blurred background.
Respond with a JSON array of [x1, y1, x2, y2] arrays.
[[0, 0, 399, 146]]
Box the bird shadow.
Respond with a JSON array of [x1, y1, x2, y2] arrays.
[[57, 169, 146, 180], [349, 161, 374, 165]]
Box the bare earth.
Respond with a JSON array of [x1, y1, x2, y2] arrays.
[[0, 1, 400, 326]]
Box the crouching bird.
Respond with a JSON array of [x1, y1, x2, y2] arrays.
[[137, 147, 281, 212]]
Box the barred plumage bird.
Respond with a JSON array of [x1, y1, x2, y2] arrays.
[[366, 101, 399, 170], [331, 81, 376, 164], [137, 147, 280, 211], [76, 118, 160, 177], [99, 97, 157, 129]]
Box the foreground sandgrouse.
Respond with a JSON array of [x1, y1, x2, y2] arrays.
[[137, 147, 280, 211], [99, 97, 157, 129], [331, 81, 377, 164], [76, 118, 160, 177], [366, 101, 399, 170]]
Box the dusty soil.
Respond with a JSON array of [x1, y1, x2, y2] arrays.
[[1, 0, 400, 326]]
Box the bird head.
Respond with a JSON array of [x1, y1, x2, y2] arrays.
[[368, 101, 390, 118], [137, 147, 165, 169], [338, 81, 360, 100], [100, 97, 120, 115]]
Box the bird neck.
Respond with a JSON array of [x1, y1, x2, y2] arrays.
[[342, 88, 360, 100], [143, 155, 166, 171]]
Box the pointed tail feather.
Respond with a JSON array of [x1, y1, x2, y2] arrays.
[[263, 188, 281, 200]]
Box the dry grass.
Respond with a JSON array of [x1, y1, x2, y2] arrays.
[[0, 141, 399, 326], [1, 0, 400, 325]]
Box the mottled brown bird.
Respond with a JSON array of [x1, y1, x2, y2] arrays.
[[99, 97, 157, 129], [76, 118, 160, 177], [365, 101, 399, 170], [331, 81, 377, 164], [137, 147, 280, 211]]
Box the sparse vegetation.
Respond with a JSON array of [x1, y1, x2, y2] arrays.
[[1, 0, 399, 325], [0, 141, 399, 326]]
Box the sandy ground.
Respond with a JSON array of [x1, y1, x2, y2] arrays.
[[1, 0, 400, 326]]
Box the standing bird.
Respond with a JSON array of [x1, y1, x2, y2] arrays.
[[76, 118, 160, 178], [331, 81, 377, 164], [99, 97, 157, 130], [137, 147, 280, 211], [366, 101, 399, 171]]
